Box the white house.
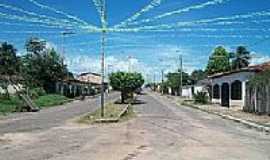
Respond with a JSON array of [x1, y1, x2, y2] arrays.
[[209, 61, 270, 108]]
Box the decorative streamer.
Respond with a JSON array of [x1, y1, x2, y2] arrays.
[[115, 10, 270, 32], [0, 12, 76, 29], [27, 0, 96, 28], [92, 0, 106, 28], [0, 3, 86, 29], [114, 0, 164, 28], [0, 21, 74, 30], [115, 0, 231, 28], [108, 27, 270, 33]]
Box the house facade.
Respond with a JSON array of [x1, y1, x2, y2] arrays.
[[209, 61, 270, 108]]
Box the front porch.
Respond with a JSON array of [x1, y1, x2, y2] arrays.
[[210, 71, 256, 108]]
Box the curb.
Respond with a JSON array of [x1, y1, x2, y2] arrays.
[[181, 102, 270, 133], [94, 104, 130, 123]]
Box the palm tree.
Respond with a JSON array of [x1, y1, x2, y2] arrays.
[[231, 46, 251, 70]]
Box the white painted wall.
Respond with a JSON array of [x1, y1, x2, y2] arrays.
[[211, 71, 255, 107], [0, 84, 23, 95], [182, 87, 192, 99]]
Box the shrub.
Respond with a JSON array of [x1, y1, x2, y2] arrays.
[[29, 87, 46, 99], [193, 91, 208, 104]]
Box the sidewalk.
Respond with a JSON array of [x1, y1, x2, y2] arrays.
[[152, 91, 270, 132]]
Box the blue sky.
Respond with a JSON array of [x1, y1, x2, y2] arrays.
[[0, 0, 270, 82]]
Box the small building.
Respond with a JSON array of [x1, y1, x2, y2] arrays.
[[55, 72, 109, 98], [182, 79, 211, 99], [76, 72, 108, 90], [209, 61, 270, 108]]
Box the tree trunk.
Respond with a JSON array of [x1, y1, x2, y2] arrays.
[[4, 87, 10, 99], [121, 92, 125, 104]]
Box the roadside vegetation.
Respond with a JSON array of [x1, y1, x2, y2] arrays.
[[109, 72, 144, 103], [148, 45, 252, 96], [0, 93, 70, 115], [78, 71, 144, 124], [0, 38, 73, 114]]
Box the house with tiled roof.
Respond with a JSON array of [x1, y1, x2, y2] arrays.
[[209, 61, 270, 108]]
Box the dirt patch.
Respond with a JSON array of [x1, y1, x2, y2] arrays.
[[0, 132, 37, 146], [121, 145, 149, 160]]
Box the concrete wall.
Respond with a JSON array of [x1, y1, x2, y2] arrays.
[[182, 87, 192, 99]]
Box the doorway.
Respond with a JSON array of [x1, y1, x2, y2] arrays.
[[221, 83, 230, 107]]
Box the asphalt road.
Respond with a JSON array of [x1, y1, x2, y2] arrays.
[[0, 91, 269, 160], [0, 92, 120, 134]]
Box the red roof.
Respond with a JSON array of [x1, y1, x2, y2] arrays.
[[248, 61, 270, 71], [209, 61, 270, 79]]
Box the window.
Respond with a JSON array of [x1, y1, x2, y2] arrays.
[[213, 84, 220, 99], [231, 80, 242, 100]]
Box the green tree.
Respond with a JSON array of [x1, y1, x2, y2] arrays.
[[109, 72, 144, 103], [190, 69, 207, 84], [206, 46, 231, 75], [166, 71, 191, 95], [0, 42, 21, 98], [25, 37, 46, 55], [22, 46, 68, 92], [231, 46, 251, 70], [249, 69, 270, 87]]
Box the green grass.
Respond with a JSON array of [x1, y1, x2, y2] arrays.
[[34, 94, 70, 108], [0, 96, 21, 114], [78, 103, 136, 124], [0, 94, 71, 115]]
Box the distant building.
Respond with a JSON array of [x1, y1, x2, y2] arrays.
[[77, 72, 103, 85], [54, 72, 108, 98], [182, 79, 211, 99], [209, 61, 270, 108]]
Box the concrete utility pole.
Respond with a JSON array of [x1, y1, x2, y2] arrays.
[[100, 0, 107, 117], [61, 31, 76, 55], [179, 54, 183, 96], [176, 49, 183, 96], [61, 31, 75, 80], [161, 69, 164, 94]]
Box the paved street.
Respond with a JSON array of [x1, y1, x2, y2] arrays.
[[0, 92, 119, 134], [0, 91, 270, 160]]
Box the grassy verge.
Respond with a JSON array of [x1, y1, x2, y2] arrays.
[[0, 96, 21, 115], [78, 103, 136, 124], [0, 94, 71, 115], [34, 94, 71, 108]]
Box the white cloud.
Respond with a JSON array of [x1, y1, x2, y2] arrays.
[[250, 52, 270, 65]]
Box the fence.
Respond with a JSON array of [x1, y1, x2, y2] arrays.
[[245, 83, 270, 115]]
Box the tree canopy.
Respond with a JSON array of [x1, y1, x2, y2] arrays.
[[109, 72, 144, 103], [0, 42, 20, 76], [231, 46, 251, 70], [0, 42, 21, 98], [190, 69, 207, 84], [25, 37, 46, 55], [22, 38, 68, 92], [165, 71, 191, 95], [249, 69, 270, 87], [206, 46, 231, 75]]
